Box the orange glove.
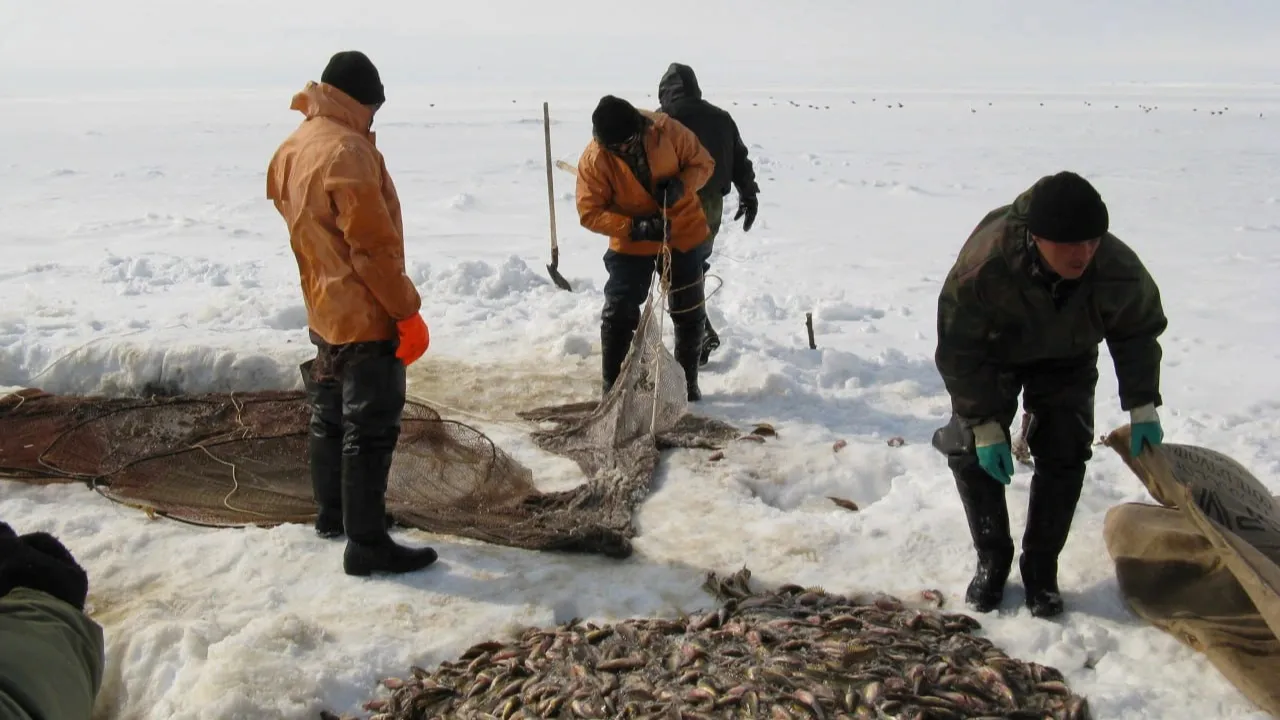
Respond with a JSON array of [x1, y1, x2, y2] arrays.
[[395, 313, 429, 366]]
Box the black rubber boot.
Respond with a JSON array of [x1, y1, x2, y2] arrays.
[[1021, 553, 1064, 618], [341, 452, 438, 577], [309, 437, 345, 538], [954, 464, 1015, 612], [600, 317, 636, 397], [698, 315, 720, 367], [674, 321, 705, 402], [1020, 466, 1085, 618], [302, 363, 345, 538]]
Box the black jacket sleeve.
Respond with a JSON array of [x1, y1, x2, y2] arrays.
[[729, 119, 759, 197], [935, 270, 1005, 426], [1104, 262, 1167, 410]]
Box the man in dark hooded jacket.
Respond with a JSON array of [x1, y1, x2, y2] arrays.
[[931, 171, 1167, 618], [658, 63, 760, 365]]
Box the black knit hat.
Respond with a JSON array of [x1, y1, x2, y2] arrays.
[[1027, 171, 1109, 243], [592, 95, 643, 145], [320, 51, 385, 106]]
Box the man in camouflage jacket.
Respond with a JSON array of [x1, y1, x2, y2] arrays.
[[0, 521, 105, 719], [931, 171, 1168, 618]]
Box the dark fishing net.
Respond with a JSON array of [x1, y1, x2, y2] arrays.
[[0, 300, 740, 558]]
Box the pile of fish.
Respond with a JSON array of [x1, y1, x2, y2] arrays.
[[331, 568, 1092, 720]]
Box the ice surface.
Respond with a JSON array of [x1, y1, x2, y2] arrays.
[[2, 2, 1280, 718]]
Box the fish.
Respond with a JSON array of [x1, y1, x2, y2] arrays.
[[346, 567, 1091, 720], [1036, 680, 1072, 696], [598, 655, 647, 672], [460, 640, 505, 660], [682, 687, 716, 705]]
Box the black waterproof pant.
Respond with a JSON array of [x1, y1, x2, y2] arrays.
[[695, 192, 724, 358], [932, 353, 1097, 568], [300, 334, 405, 544], [697, 191, 724, 274], [600, 247, 707, 390]]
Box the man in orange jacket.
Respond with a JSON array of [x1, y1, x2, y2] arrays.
[[267, 50, 436, 577], [575, 95, 715, 401]]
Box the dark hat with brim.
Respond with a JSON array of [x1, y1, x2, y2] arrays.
[[321, 50, 385, 106], [1027, 171, 1109, 243]]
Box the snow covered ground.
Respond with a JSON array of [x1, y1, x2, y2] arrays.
[[3, 3, 1280, 719]]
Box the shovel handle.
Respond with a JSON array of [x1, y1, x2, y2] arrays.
[[543, 102, 559, 253]]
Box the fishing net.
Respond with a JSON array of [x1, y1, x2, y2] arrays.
[[0, 298, 741, 559]]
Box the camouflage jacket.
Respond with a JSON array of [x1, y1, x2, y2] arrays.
[[935, 177, 1168, 426]]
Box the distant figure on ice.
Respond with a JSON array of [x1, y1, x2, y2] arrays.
[[656, 63, 761, 366], [266, 50, 437, 577], [0, 521, 104, 719], [575, 95, 716, 401], [930, 171, 1168, 618]]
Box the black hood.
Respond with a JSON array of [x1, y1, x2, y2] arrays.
[[658, 63, 702, 107]]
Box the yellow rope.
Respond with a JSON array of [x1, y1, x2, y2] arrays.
[[192, 391, 273, 519], [0, 393, 27, 411], [644, 199, 730, 431], [404, 391, 532, 429], [659, 270, 723, 316]]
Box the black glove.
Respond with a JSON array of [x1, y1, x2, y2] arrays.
[[655, 177, 684, 209], [0, 521, 90, 611], [629, 214, 665, 242], [734, 193, 758, 232]]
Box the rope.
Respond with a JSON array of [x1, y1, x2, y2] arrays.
[[0, 393, 27, 412], [27, 389, 274, 522], [649, 205, 673, 435], [662, 274, 724, 315], [642, 193, 738, 432], [88, 477, 266, 530], [646, 211, 726, 319], [404, 391, 532, 430], [656, 269, 723, 316], [189, 391, 272, 519]]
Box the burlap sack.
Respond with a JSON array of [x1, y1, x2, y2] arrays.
[[1103, 426, 1280, 717]]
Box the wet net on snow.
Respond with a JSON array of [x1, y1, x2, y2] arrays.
[[0, 299, 740, 559]]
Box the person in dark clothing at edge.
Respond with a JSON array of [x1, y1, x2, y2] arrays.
[[267, 51, 436, 577], [931, 171, 1168, 618], [657, 63, 760, 365], [575, 95, 716, 401], [0, 521, 105, 720]]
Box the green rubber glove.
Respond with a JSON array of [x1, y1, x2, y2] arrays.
[[1130, 403, 1164, 457], [973, 421, 1014, 485]]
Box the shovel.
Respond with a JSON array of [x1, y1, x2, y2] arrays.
[[542, 101, 572, 291]]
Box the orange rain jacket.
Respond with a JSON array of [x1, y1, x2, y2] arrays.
[[575, 111, 715, 256], [266, 81, 420, 345]]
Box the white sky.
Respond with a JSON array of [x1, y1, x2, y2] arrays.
[[1, 0, 1277, 93]]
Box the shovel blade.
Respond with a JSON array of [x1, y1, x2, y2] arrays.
[[547, 264, 572, 291]]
